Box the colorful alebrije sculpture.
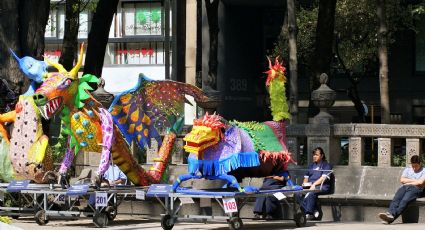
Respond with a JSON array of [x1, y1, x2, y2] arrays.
[[0, 96, 53, 183], [173, 57, 294, 192], [5, 43, 209, 186]]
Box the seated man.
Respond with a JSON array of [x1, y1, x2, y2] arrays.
[[378, 155, 425, 224], [295, 147, 333, 219], [102, 163, 128, 186], [87, 163, 127, 210]]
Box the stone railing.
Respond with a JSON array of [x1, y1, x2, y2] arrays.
[[286, 123, 425, 167]]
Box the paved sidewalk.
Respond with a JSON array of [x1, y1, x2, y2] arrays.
[[8, 215, 425, 230]]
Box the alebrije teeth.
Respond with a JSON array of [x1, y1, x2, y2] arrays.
[[82, 120, 89, 127]]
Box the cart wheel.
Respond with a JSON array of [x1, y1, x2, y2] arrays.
[[161, 214, 174, 230], [34, 210, 49, 225], [228, 217, 243, 230], [105, 206, 117, 221], [294, 211, 307, 227], [93, 212, 109, 228], [313, 209, 323, 221], [11, 215, 19, 220]]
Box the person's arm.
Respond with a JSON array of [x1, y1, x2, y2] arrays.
[[309, 163, 332, 190], [111, 178, 126, 185], [271, 175, 285, 181], [400, 168, 417, 185], [400, 176, 418, 185]]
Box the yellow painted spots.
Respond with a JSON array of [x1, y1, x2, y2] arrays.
[[128, 124, 135, 133], [118, 116, 127, 124], [137, 134, 142, 142], [143, 128, 149, 137], [122, 104, 131, 114], [120, 94, 132, 104], [110, 105, 122, 116], [142, 113, 151, 125], [130, 109, 139, 122], [136, 124, 143, 132]]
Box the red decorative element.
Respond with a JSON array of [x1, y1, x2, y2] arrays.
[[141, 48, 148, 56], [193, 112, 226, 129], [264, 56, 286, 86], [148, 48, 153, 56]]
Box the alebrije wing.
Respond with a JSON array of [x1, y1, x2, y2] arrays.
[[109, 74, 208, 148]]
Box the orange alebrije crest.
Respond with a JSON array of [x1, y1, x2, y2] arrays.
[[264, 56, 286, 86], [193, 112, 226, 129]]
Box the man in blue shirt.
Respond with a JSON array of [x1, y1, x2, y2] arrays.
[[295, 147, 333, 219], [102, 164, 127, 186], [379, 155, 425, 224]]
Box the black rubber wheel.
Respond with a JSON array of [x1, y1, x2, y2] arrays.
[[11, 215, 19, 220], [34, 210, 49, 225], [228, 217, 243, 230], [93, 212, 109, 228], [105, 206, 117, 221], [313, 209, 323, 221], [161, 214, 174, 230]]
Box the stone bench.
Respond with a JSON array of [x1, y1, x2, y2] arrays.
[[242, 166, 425, 222], [302, 166, 425, 223]]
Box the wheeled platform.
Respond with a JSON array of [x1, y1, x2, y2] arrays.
[[20, 184, 146, 227], [147, 185, 309, 230]]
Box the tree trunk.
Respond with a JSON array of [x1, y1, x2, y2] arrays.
[[308, 0, 337, 118], [59, 0, 80, 71], [83, 0, 119, 81], [0, 0, 49, 95], [287, 0, 298, 124], [204, 0, 219, 90], [377, 0, 390, 124]]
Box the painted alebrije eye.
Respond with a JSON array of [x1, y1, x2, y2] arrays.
[[82, 120, 89, 127], [64, 79, 71, 87]]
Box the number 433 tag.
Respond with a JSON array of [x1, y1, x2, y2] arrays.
[[222, 198, 238, 213]]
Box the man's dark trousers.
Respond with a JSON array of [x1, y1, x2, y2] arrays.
[[389, 185, 423, 219]]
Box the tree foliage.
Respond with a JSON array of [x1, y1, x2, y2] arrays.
[[273, 0, 424, 76]]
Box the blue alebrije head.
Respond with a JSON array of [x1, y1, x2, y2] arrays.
[[10, 49, 47, 83]]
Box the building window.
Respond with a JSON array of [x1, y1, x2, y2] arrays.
[[122, 2, 162, 36], [45, 4, 91, 39], [104, 42, 165, 65]]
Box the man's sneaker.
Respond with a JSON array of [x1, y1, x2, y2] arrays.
[[378, 212, 394, 224]]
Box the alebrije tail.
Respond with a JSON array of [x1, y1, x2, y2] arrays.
[[265, 57, 290, 121]]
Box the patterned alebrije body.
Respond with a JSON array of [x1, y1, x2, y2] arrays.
[[28, 44, 209, 186], [0, 96, 53, 183], [110, 74, 209, 149]]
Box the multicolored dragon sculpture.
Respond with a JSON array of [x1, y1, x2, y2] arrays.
[[0, 96, 54, 183], [173, 57, 295, 192], [2, 44, 209, 187], [0, 53, 53, 183]]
